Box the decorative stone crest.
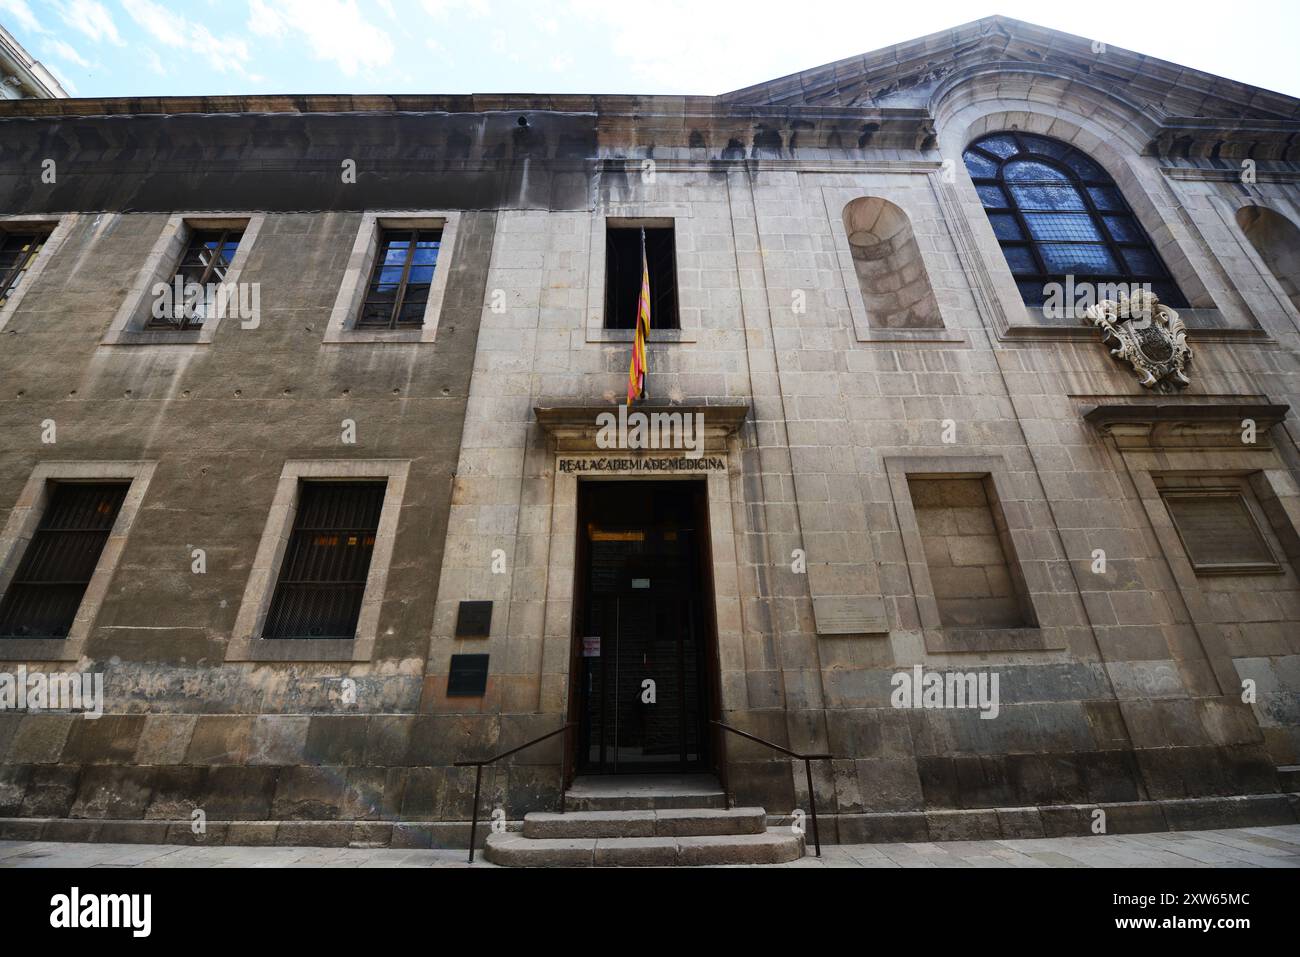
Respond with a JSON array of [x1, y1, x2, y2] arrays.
[[1083, 290, 1192, 391]]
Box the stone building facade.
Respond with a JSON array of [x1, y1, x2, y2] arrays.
[[1, 16, 1298, 848], [0, 24, 67, 100]]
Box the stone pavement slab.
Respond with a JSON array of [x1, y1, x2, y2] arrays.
[[0, 824, 1297, 868]]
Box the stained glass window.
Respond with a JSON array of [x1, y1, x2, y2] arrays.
[[962, 132, 1186, 308]]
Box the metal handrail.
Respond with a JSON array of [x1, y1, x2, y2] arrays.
[[453, 721, 577, 863], [711, 719, 834, 857]]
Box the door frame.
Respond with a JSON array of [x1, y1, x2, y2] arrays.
[[564, 476, 724, 779]]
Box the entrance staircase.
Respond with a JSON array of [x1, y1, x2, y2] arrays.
[[484, 775, 805, 866]]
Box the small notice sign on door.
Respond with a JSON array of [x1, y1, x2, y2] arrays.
[[582, 637, 601, 657]]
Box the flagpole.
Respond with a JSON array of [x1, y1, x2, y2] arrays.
[[640, 227, 648, 401]]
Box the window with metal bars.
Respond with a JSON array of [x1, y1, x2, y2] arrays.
[[262, 482, 387, 639], [0, 230, 51, 309], [146, 228, 244, 329], [357, 229, 441, 329], [962, 132, 1187, 308], [0, 483, 128, 639], [604, 225, 679, 330]]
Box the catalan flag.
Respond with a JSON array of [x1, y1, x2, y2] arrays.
[[627, 227, 650, 403]]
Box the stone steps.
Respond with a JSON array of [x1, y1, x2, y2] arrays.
[[561, 777, 728, 812], [523, 807, 766, 839], [1279, 766, 1300, 793], [486, 775, 801, 866], [484, 828, 804, 867]]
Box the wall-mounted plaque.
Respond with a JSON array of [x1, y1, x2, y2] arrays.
[[447, 654, 490, 697], [812, 596, 889, 636], [455, 600, 493, 638]]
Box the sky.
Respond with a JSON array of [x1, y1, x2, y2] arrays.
[[2, 0, 1298, 100]]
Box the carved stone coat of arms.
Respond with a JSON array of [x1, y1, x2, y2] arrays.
[[1082, 290, 1192, 391]]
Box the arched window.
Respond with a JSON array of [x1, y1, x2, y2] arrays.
[[963, 132, 1186, 308]]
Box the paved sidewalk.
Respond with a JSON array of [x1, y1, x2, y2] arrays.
[[1, 824, 1298, 868]]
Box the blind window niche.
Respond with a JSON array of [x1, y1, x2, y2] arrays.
[[0, 482, 129, 639], [907, 475, 1034, 630], [263, 481, 387, 639], [604, 223, 679, 330]]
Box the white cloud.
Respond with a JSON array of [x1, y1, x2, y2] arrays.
[[549, 53, 573, 73], [0, 0, 43, 34], [421, 0, 491, 17], [124, 0, 252, 76], [141, 46, 166, 76], [43, 38, 93, 68], [54, 0, 122, 45], [122, 0, 186, 47], [248, 0, 394, 76]]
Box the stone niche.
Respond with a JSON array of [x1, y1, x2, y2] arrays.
[[843, 196, 943, 329]]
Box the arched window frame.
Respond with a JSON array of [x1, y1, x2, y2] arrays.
[[963, 132, 1187, 309]]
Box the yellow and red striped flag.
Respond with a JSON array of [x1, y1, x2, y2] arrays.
[[626, 228, 650, 403]]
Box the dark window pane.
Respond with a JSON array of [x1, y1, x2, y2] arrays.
[[1065, 152, 1105, 180], [0, 483, 128, 639], [604, 226, 678, 330], [1122, 247, 1161, 276], [1001, 245, 1039, 274], [407, 265, 435, 286], [1018, 134, 1073, 161], [1009, 184, 1087, 211], [1088, 187, 1124, 211], [1103, 216, 1142, 242], [976, 184, 1008, 208], [976, 134, 1020, 158], [962, 151, 998, 178], [411, 242, 440, 265], [357, 302, 393, 327], [1003, 159, 1071, 183], [1038, 243, 1119, 274], [263, 482, 386, 640], [1017, 280, 1049, 305], [1023, 213, 1102, 242], [0, 232, 49, 305], [988, 214, 1023, 240], [1150, 281, 1184, 305]]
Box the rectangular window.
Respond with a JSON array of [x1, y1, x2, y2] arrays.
[[146, 228, 244, 330], [262, 482, 387, 639], [0, 483, 128, 639], [357, 228, 441, 329], [0, 230, 51, 308], [1162, 491, 1279, 574], [604, 225, 679, 330]]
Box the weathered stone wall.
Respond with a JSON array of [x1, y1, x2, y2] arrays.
[[0, 47, 1298, 846]]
